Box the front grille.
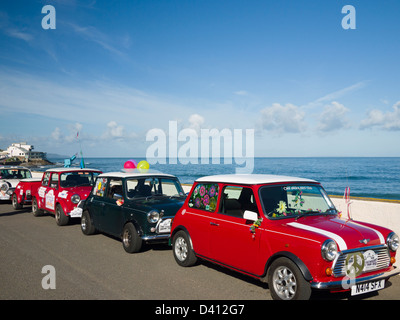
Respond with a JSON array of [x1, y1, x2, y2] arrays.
[[332, 245, 390, 277]]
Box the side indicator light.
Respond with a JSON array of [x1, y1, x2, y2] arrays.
[[325, 267, 333, 276]]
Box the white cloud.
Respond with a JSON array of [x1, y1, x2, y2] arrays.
[[234, 90, 248, 96], [101, 121, 138, 142], [187, 114, 205, 133], [259, 103, 306, 134], [317, 101, 351, 132], [51, 127, 63, 141], [360, 101, 400, 131], [68, 22, 125, 57]]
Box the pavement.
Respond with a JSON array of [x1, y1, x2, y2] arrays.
[[0, 202, 399, 302]]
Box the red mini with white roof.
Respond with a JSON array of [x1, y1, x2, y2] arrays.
[[170, 174, 399, 300], [31, 168, 102, 225]]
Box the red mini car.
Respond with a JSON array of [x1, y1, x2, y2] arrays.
[[31, 168, 102, 225], [170, 174, 399, 300]]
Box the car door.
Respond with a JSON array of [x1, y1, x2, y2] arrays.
[[37, 172, 51, 210], [209, 185, 262, 276], [43, 172, 59, 213], [185, 183, 220, 257], [89, 177, 108, 230], [98, 178, 124, 237]]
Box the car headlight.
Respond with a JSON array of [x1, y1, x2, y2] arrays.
[[0, 182, 9, 192], [7, 188, 15, 195], [147, 210, 160, 223], [71, 194, 81, 204], [321, 239, 338, 261], [387, 232, 399, 252]]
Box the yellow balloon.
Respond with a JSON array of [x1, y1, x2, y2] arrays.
[[137, 160, 150, 171]]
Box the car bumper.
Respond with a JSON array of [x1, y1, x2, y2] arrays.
[[310, 266, 400, 290], [69, 207, 83, 218], [141, 234, 170, 241]]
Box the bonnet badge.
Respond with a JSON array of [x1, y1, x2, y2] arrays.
[[359, 239, 370, 244]]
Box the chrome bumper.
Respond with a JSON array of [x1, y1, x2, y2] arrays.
[[141, 234, 170, 241], [311, 266, 400, 290]]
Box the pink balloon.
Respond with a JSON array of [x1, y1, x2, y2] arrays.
[[124, 159, 137, 169]]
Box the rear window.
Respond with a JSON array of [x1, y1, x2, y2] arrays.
[[188, 183, 219, 212]]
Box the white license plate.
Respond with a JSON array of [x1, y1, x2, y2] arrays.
[[158, 219, 172, 233], [351, 279, 385, 296]]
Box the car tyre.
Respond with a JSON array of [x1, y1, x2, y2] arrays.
[[32, 197, 43, 217], [12, 193, 22, 210], [122, 222, 142, 253], [172, 230, 197, 267], [268, 257, 311, 300], [81, 210, 96, 235], [55, 204, 69, 226]]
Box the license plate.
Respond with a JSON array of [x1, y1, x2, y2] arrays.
[[351, 279, 385, 296], [158, 219, 172, 233]]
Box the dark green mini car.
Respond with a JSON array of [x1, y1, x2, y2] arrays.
[[81, 171, 186, 253]]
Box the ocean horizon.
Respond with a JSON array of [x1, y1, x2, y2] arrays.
[[43, 156, 400, 201]]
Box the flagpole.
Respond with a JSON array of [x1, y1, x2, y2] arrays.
[[77, 131, 85, 169]]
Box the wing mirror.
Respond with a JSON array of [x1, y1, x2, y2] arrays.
[[243, 210, 258, 222]]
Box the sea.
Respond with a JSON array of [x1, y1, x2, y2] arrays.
[[44, 157, 400, 201]]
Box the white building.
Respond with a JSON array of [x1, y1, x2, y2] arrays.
[[6, 142, 47, 161]]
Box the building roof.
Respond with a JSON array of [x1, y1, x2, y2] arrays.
[[196, 174, 318, 185]]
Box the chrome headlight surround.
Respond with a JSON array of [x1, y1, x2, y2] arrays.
[[71, 194, 81, 204], [387, 232, 399, 252], [0, 182, 9, 192], [321, 239, 338, 261], [147, 210, 160, 224]]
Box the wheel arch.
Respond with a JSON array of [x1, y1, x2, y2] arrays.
[[263, 251, 313, 282], [171, 226, 194, 250]]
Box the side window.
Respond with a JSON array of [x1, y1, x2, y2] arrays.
[[93, 178, 107, 197], [50, 173, 59, 188], [42, 172, 51, 186], [219, 186, 258, 218], [125, 178, 155, 198], [106, 178, 123, 200], [188, 183, 219, 212]]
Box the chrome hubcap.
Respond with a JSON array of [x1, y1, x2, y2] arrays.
[[272, 266, 297, 300], [175, 237, 188, 261], [81, 216, 87, 230], [123, 229, 131, 247]]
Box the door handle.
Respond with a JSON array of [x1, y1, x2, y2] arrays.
[[210, 222, 219, 226]]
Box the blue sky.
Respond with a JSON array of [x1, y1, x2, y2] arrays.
[[0, 0, 399, 158]]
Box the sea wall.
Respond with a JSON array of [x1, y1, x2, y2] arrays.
[[332, 198, 400, 267]]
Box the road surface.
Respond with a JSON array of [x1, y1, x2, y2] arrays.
[[1, 202, 399, 301]]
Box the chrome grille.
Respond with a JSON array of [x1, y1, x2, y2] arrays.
[[332, 245, 390, 277]]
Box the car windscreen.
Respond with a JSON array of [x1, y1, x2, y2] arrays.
[[59, 171, 100, 188], [126, 177, 185, 199], [259, 184, 336, 219]]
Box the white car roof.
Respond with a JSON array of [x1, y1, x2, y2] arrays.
[[196, 174, 317, 185], [0, 165, 31, 170], [97, 170, 177, 179], [45, 167, 102, 173]]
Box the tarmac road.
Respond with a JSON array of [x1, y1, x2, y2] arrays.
[[1, 202, 399, 301]]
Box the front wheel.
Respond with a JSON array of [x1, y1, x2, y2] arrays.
[[122, 222, 142, 253], [267, 257, 311, 300], [81, 210, 96, 235], [12, 193, 22, 210], [32, 197, 43, 217], [55, 204, 69, 226], [172, 230, 197, 267]]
